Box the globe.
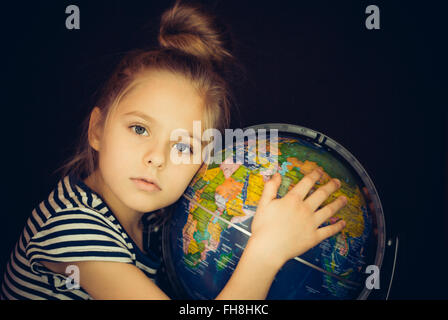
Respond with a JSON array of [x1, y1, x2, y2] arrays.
[[162, 123, 386, 300]]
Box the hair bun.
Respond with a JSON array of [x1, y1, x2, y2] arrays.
[[158, 0, 233, 65]]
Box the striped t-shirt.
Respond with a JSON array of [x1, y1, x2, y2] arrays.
[[1, 174, 167, 300]]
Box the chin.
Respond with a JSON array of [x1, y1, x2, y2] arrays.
[[133, 198, 162, 211], [126, 190, 183, 213]]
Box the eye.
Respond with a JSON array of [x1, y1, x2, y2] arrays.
[[130, 125, 149, 136], [174, 142, 193, 154]]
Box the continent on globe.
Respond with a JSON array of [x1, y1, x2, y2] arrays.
[[165, 128, 384, 300]]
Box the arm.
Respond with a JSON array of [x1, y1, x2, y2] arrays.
[[41, 260, 170, 300], [214, 237, 282, 300], [218, 168, 347, 299], [41, 168, 346, 300], [41, 241, 278, 300], [42, 249, 278, 300]]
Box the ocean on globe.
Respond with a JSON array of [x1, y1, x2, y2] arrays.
[[162, 123, 385, 300]]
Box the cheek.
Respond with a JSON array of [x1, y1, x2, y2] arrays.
[[169, 164, 202, 189], [100, 130, 135, 170]]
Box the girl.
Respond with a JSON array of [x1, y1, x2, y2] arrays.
[[1, 0, 347, 300]]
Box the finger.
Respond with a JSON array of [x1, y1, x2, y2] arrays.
[[285, 168, 323, 201], [316, 220, 346, 242], [258, 172, 282, 208], [314, 196, 347, 227], [304, 178, 341, 211]]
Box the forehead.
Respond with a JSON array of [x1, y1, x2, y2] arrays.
[[114, 70, 205, 131]]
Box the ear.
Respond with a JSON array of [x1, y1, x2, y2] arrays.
[[87, 106, 103, 152]]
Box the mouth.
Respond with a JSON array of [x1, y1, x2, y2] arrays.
[[131, 178, 162, 192]]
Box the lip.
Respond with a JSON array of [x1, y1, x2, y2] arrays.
[[131, 178, 162, 192]]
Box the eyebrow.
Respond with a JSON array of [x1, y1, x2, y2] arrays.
[[123, 110, 200, 142], [123, 111, 157, 124]]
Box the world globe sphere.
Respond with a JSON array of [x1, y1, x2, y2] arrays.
[[162, 123, 386, 300]]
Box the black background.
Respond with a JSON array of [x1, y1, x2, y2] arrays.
[[1, 0, 447, 299]]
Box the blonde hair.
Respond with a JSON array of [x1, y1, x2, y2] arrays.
[[54, 0, 242, 182]]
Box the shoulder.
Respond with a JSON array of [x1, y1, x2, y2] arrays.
[[35, 207, 124, 240], [28, 206, 130, 253], [25, 206, 135, 274], [47, 175, 105, 216], [30, 175, 118, 231], [25, 176, 134, 265]]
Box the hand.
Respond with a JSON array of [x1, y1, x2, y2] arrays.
[[249, 168, 348, 268]]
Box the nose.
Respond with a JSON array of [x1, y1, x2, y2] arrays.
[[143, 140, 166, 169]]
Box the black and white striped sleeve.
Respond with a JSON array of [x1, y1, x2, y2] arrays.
[[25, 209, 133, 290]]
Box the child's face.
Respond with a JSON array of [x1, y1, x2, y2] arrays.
[[90, 70, 205, 215]]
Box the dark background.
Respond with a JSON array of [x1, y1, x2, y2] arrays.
[[1, 0, 447, 299]]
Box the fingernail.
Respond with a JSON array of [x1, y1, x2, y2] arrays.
[[341, 220, 346, 227]]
